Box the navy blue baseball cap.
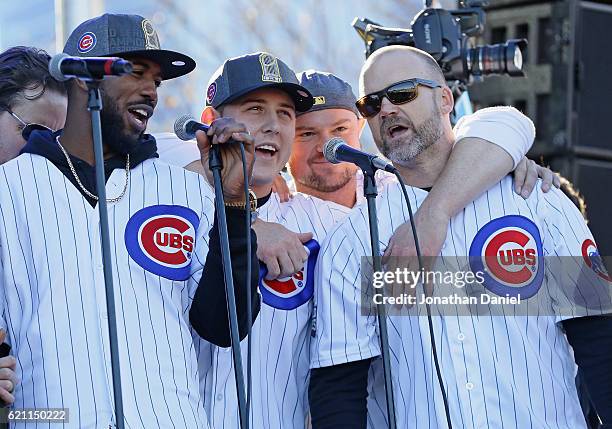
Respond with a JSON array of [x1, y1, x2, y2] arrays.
[[205, 52, 313, 112], [297, 70, 359, 117], [63, 13, 196, 80]]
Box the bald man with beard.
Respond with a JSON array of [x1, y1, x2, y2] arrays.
[[309, 46, 612, 429]]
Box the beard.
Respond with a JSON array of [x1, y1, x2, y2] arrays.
[[295, 163, 356, 193], [100, 90, 141, 156], [379, 105, 443, 166]]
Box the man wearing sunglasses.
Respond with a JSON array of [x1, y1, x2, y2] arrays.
[[309, 45, 612, 429], [0, 15, 261, 428], [0, 46, 67, 165]]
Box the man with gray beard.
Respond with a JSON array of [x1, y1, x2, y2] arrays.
[[309, 45, 612, 429], [378, 100, 444, 166]]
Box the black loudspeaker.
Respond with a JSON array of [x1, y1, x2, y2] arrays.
[[469, 0, 612, 256], [565, 1, 612, 257], [572, 2, 612, 153]]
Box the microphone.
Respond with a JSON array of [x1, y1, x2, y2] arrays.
[[323, 137, 397, 173], [174, 115, 210, 141], [49, 53, 133, 82]]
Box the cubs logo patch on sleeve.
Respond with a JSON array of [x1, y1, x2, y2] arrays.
[[258, 239, 320, 310], [469, 215, 544, 299], [125, 205, 200, 281], [581, 239, 611, 282]]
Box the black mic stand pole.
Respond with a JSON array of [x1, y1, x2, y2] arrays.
[[209, 145, 249, 429], [362, 167, 397, 429], [86, 80, 125, 429]]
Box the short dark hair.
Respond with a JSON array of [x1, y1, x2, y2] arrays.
[[0, 46, 66, 111]]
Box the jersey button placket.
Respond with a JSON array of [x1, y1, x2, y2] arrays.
[[88, 202, 118, 413], [446, 321, 475, 424]]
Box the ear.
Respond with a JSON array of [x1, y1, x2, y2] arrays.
[[439, 85, 454, 116], [200, 106, 219, 125]]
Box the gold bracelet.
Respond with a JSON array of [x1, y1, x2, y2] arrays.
[[225, 189, 257, 212]]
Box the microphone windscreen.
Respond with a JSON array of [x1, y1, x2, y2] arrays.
[[323, 137, 345, 164], [174, 115, 196, 141], [48, 53, 70, 82]]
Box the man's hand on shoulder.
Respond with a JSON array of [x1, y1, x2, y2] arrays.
[[272, 174, 293, 203], [512, 157, 560, 198], [252, 219, 312, 280]]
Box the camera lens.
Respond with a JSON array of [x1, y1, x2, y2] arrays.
[[467, 39, 527, 77]]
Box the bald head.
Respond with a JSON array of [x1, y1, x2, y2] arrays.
[[359, 46, 446, 97]]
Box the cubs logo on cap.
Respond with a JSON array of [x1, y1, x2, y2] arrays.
[[206, 82, 217, 104], [469, 215, 544, 299], [581, 239, 611, 282], [78, 32, 97, 53], [125, 205, 199, 281], [259, 239, 320, 310]]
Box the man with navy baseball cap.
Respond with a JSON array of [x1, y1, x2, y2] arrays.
[[288, 69, 384, 208], [203, 52, 313, 211], [0, 14, 261, 428], [197, 52, 350, 429]]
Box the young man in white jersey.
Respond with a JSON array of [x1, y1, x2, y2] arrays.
[[309, 45, 612, 429], [0, 14, 260, 428]]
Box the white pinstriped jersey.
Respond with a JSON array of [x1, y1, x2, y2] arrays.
[[0, 154, 215, 428], [312, 177, 612, 429], [198, 192, 356, 429]]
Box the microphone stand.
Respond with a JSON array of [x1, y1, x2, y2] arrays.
[[362, 167, 397, 429], [209, 145, 248, 429], [86, 80, 125, 429]]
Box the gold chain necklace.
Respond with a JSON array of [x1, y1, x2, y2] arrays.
[[55, 136, 130, 203]]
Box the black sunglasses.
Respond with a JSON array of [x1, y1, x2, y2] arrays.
[[2, 108, 53, 140], [355, 78, 443, 118]]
